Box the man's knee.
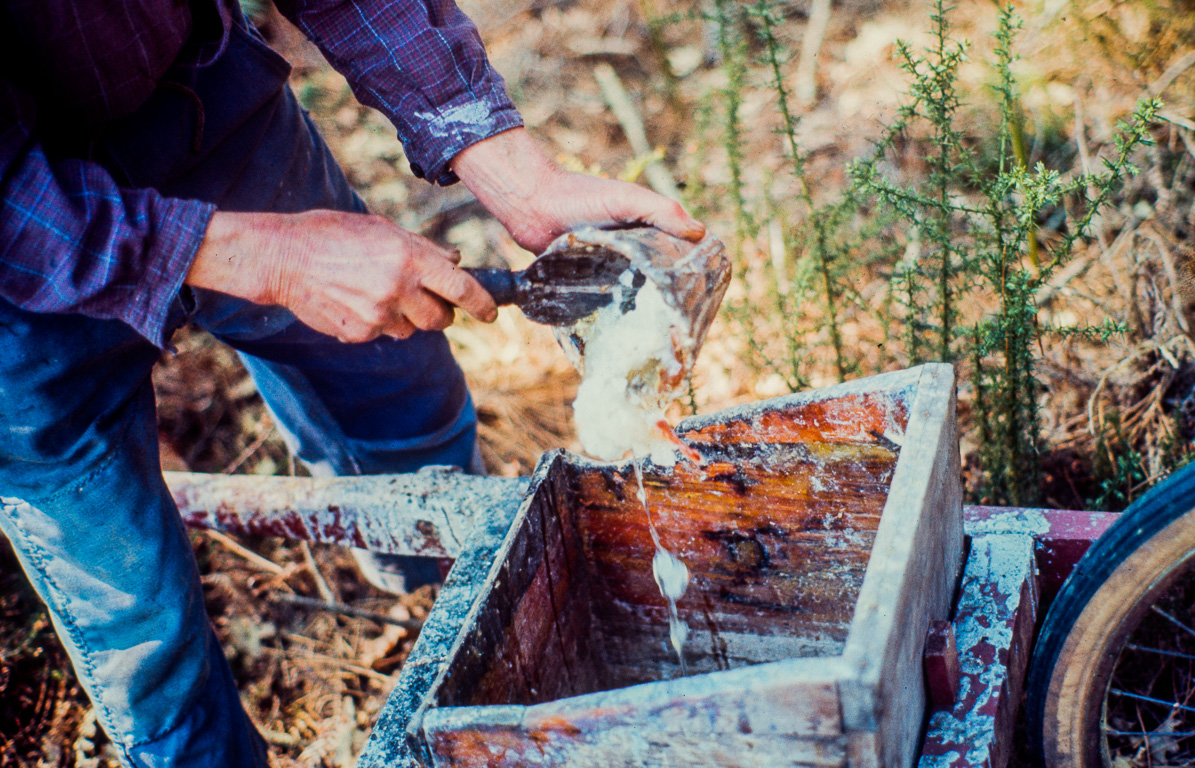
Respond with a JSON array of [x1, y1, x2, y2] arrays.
[[0, 383, 159, 503]]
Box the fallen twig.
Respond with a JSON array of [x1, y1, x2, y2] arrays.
[[222, 426, 275, 475], [204, 529, 285, 574], [795, 0, 831, 104], [268, 645, 394, 684], [272, 593, 424, 632], [1139, 224, 1190, 333], [1149, 50, 1195, 98], [262, 729, 301, 747], [300, 540, 338, 604], [593, 63, 682, 202]]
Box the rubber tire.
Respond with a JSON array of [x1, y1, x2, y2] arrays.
[[1027, 459, 1195, 768]]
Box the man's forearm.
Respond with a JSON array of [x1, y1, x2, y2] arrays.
[[0, 82, 214, 348], [185, 211, 285, 305], [186, 209, 496, 343]]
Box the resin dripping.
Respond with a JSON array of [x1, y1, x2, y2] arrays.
[[634, 455, 690, 675]]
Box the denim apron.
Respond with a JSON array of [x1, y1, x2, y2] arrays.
[[0, 10, 477, 766]]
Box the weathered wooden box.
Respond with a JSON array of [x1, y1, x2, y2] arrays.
[[395, 364, 963, 768]]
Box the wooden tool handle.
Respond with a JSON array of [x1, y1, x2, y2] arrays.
[[464, 268, 519, 307]]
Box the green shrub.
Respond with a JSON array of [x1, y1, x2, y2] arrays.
[[701, 0, 1159, 505]]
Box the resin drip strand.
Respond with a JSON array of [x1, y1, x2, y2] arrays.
[[634, 456, 690, 675]]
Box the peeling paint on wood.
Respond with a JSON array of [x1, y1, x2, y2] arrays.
[[918, 534, 1038, 768], [168, 468, 528, 557], [355, 461, 543, 768], [388, 364, 963, 768], [424, 658, 848, 768], [962, 506, 1119, 604]]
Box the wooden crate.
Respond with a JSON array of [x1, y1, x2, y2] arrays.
[[398, 364, 963, 768]]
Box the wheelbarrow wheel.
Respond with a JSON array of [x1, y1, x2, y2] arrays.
[[1027, 460, 1195, 768]]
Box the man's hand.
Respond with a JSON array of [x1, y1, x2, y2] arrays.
[[186, 210, 497, 343], [451, 127, 705, 254]]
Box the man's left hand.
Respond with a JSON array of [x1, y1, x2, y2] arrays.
[[450, 128, 705, 254]]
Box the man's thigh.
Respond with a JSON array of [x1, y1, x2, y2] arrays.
[[0, 302, 226, 751]]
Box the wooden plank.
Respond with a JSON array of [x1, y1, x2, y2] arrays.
[[564, 378, 914, 684], [423, 657, 847, 768], [962, 506, 1119, 605], [676, 367, 920, 448], [918, 534, 1038, 768], [355, 472, 528, 768], [406, 454, 565, 764], [569, 441, 897, 679], [432, 457, 597, 709], [681, 393, 910, 447], [840, 363, 965, 768], [598, 626, 846, 689], [169, 468, 528, 557]]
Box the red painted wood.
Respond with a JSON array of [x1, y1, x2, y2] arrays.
[[918, 535, 1039, 768], [963, 506, 1120, 604], [924, 620, 960, 710]]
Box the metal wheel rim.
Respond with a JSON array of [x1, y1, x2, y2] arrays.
[[1096, 552, 1195, 768]]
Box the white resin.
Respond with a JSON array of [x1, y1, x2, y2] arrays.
[[571, 278, 685, 467], [572, 275, 695, 676]]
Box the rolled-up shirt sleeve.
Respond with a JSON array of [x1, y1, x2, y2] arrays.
[[0, 80, 214, 348], [276, 0, 523, 186]]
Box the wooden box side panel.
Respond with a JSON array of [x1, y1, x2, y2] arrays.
[[433, 460, 601, 708], [356, 482, 524, 768], [568, 385, 911, 685], [427, 728, 846, 768], [424, 658, 848, 768], [918, 534, 1038, 768], [840, 363, 965, 768], [677, 367, 921, 447]]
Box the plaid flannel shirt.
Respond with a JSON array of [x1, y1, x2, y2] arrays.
[[0, 0, 522, 347]]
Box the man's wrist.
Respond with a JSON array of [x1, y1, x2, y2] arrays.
[[449, 127, 566, 247], [186, 211, 288, 306], [450, 128, 556, 209]]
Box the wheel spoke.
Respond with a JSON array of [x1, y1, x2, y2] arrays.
[[1150, 605, 1195, 640], [1125, 643, 1195, 662], [1104, 728, 1195, 737], [1107, 687, 1195, 715]]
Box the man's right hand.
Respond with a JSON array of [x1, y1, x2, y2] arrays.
[[186, 210, 498, 342]]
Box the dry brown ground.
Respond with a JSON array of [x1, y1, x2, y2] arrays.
[[1, 0, 1192, 765]]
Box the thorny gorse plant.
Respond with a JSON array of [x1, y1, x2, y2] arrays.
[[696, 0, 1158, 505]]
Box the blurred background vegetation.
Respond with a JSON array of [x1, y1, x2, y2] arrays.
[[2, 0, 1193, 765]]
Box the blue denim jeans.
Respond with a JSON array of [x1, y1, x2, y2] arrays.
[[0, 15, 475, 768]]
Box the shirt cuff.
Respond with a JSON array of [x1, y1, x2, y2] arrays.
[[129, 196, 216, 348], [402, 89, 524, 187]]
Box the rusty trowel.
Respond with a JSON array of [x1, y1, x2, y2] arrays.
[[467, 227, 730, 351], [468, 227, 730, 397], [464, 250, 635, 327]]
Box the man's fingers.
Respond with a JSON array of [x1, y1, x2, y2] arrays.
[[638, 192, 706, 243], [421, 262, 499, 322], [384, 315, 418, 340], [611, 186, 706, 243], [402, 291, 456, 332]]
